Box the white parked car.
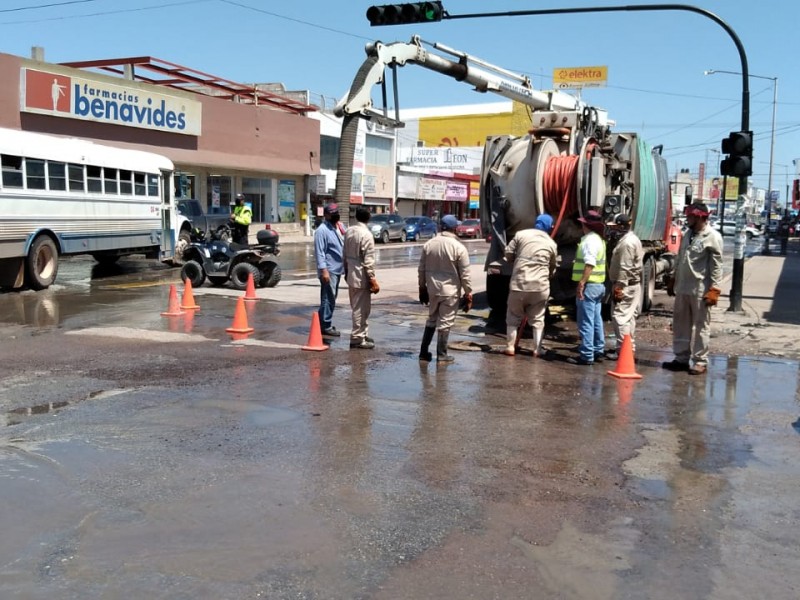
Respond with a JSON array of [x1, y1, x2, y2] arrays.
[[714, 220, 761, 239]]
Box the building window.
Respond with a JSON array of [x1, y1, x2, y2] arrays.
[[104, 167, 118, 194], [243, 177, 273, 223], [320, 135, 340, 170], [134, 172, 146, 195], [207, 176, 232, 212], [366, 134, 393, 167]]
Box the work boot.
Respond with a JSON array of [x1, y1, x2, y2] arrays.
[[504, 327, 517, 356], [419, 326, 436, 362], [436, 331, 454, 363]]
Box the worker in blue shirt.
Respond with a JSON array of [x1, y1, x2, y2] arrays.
[[314, 203, 345, 337]]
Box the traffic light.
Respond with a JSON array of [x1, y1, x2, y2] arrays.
[[366, 2, 444, 26], [720, 130, 753, 177]]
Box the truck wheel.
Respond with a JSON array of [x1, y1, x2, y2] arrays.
[[641, 257, 656, 313], [380, 230, 390, 244], [180, 260, 206, 288], [259, 261, 282, 288], [230, 262, 261, 291], [25, 236, 59, 290]]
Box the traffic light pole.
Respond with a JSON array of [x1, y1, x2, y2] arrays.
[[431, 3, 750, 311]]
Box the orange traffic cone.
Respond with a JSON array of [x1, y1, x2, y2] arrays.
[[226, 297, 254, 335], [243, 272, 258, 302], [180, 279, 200, 311], [301, 313, 329, 352], [607, 334, 642, 379], [161, 284, 185, 317]]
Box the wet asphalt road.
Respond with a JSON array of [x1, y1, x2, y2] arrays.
[[1, 235, 798, 599]]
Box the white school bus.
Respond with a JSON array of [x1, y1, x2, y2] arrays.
[[0, 127, 184, 290]]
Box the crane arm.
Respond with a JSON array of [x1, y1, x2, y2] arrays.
[[334, 36, 582, 124]]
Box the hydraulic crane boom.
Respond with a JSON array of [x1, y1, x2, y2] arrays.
[[334, 35, 582, 125]]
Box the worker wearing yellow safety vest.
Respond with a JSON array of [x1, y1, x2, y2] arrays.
[[568, 210, 607, 365], [231, 193, 252, 245]]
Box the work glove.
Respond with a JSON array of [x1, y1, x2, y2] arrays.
[[703, 286, 721, 307], [460, 292, 473, 313], [666, 276, 675, 297], [369, 277, 380, 295], [418, 286, 429, 305], [613, 284, 625, 302]]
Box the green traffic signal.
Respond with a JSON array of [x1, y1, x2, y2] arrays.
[[366, 2, 444, 26]]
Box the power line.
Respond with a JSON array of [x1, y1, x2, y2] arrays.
[[0, 0, 99, 12], [0, 0, 209, 25], [220, 0, 372, 41]]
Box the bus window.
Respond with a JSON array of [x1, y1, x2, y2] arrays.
[[134, 172, 146, 195], [104, 167, 118, 194], [87, 165, 102, 193], [119, 169, 132, 194], [68, 164, 84, 192], [49, 161, 67, 191], [147, 173, 159, 196], [2, 154, 24, 188], [26, 158, 46, 190]]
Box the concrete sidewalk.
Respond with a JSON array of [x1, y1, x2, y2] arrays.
[[714, 238, 800, 358]]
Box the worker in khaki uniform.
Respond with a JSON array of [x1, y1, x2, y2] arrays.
[[503, 213, 558, 358], [606, 213, 643, 360], [418, 214, 472, 363], [663, 202, 723, 375], [344, 207, 380, 350]]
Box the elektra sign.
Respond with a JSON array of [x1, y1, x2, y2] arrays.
[[21, 68, 202, 136]]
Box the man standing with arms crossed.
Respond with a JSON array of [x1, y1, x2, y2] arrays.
[[503, 213, 558, 358], [663, 202, 723, 375], [606, 213, 643, 361], [344, 207, 380, 350], [314, 203, 345, 338], [418, 215, 472, 363]]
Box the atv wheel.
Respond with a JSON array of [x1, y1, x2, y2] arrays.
[[259, 261, 282, 288], [180, 260, 206, 288], [230, 262, 261, 290], [208, 276, 228, 287]]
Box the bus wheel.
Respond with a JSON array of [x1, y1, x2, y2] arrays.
[[26, 236, 59, 290]]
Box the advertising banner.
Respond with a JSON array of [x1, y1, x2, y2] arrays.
[[21, 68, 202, 136], [278, 180, 296, 223], [418, 178, 447, 201], [445, 181, 468, 202]]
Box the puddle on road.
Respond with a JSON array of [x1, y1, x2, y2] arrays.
[[512, 518, 639, 600], [4, 388, 134, 426]]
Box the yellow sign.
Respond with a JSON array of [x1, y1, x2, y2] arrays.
[[553, 66, 608, 89]]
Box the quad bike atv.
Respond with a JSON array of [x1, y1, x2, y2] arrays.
[[180, 228, 282, 290]]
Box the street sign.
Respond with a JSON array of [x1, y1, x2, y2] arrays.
[[553, 66, 607, 89], [767, 189, 780, 201]]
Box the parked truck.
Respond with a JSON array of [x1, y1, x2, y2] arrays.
[[175, 199, 233, 262], [334, 36, 678, 328]]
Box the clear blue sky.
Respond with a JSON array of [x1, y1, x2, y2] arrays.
[[2, 0, 797, 196]]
